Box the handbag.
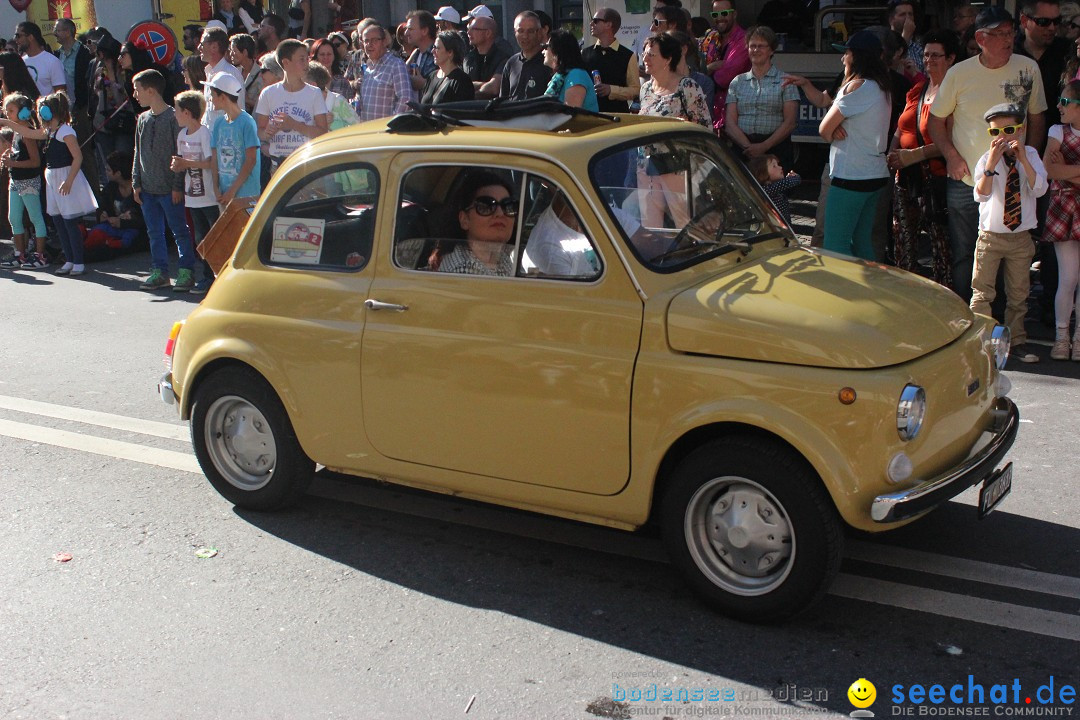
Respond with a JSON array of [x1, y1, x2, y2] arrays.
[[104, 109, 135, 134]]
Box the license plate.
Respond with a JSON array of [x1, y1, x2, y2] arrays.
[[978, 463, 1012, 518]]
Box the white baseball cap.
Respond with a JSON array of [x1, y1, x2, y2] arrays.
[[434, 6, 462, 24], [204, 19, 228, 31], [203, 71, 243, 97], [464, 5, 494, 20]]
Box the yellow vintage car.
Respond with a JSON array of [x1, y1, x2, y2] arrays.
[[158, 100, 1017, 622]]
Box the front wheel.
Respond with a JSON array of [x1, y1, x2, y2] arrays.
[[191, 367, 314, 510], [660, 436, 843, 622]]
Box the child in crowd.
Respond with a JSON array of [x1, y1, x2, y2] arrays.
[[170, 89, 219, 294], [205, 72, 261, 207], [85, 151, 143, 254], [0, 93, 48, 269], [304, 61, 358, 132], [1, 92, 98, 276], [972, 103, 1048, 364], [132, 69, 196, 292], [1043, 79, 1080, 361], [748, 154, 801, 226]]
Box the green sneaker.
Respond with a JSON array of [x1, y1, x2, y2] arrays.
[[140, 269, 170, 290], [173, 268, 195, 292]]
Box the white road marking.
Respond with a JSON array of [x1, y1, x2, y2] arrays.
[[829, 574, 1080, 641], [0, 418, 201, 473], [2, 401, 1078, 635], [845, 540, 1080, 599], [0, 394, 189, 441]]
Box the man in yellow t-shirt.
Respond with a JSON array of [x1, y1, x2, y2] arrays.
[[928, 5, 1047, 301]]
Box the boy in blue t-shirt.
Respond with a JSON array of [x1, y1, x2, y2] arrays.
[[205, 72, 261, 206]]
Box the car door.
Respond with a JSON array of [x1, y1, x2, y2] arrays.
[[359, 153, 643, 495]]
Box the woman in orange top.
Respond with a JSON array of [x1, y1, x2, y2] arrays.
[[886, 29, 958, 286]]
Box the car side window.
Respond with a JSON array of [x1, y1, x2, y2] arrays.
[[260, 164, 378, 271], [393, 166, 601, 281]]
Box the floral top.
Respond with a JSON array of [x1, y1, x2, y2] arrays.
[[639, 76, 712, 128]]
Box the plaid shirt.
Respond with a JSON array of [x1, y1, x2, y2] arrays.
[[438, 243, 515, 276], [357, 53, 415, 122], [727, 64, 799, 136]]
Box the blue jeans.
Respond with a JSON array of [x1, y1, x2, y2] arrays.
[[141, 191, 194, 272], [946, 178, 980, 302]]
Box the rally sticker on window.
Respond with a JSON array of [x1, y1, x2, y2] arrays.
[[270, 217, 325, 265]]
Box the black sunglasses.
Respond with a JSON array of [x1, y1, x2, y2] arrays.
[[1026, 15, 1062, 26], [465, 196, 519, 217]]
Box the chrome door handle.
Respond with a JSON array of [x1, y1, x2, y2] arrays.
[[364, 299, 409, 312]]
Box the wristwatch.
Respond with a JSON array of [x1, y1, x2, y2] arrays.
[[983, 170, 999, 177]]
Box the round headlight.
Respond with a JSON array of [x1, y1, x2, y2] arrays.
[[897, 384, 926, 441], [990, 325, 1010, 370]]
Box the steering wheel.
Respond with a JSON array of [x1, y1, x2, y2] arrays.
[[662, 204, 728, 259]]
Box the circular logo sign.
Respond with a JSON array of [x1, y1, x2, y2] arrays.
[[127, 21, 178, 66]]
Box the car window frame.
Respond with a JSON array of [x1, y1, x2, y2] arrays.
[[391, 161, 605, 283], [257, 160, 380, 273]]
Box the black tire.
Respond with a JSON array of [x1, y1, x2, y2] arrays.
[[191, 366, 314, 511], [660, 435, 843, 622]]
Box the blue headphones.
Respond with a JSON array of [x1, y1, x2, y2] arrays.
[[17, 106, 30, 121], [39, 105, 53, 122]]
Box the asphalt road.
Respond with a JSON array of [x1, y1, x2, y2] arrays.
[[1, 245, 1077, 720]]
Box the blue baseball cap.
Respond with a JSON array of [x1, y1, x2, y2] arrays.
[[832, 30, 884, 54]]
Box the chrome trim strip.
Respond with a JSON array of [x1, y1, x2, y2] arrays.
[[158, 373, 176, 406]]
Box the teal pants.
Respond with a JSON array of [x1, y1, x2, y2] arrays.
[[9, 186, 47, 238], [823, 184, 885, 261]]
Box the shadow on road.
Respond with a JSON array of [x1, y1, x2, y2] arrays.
[[232, 473, 1078, 714]]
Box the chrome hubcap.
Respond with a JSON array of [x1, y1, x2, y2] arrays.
[[204, 396, 277, 491], [685, 477, 794, 596]]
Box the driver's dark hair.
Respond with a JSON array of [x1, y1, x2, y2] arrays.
[[458, 170, 515, 210]]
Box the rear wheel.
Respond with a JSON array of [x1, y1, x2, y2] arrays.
[[191, 367, 314, 510], [660, 436, 842, 622]]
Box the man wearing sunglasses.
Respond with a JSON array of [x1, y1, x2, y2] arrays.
[[707, 0, 750, 132], [928, 6, 1047, 301], [582, 8, 639, 113], [1017, 0, 1071, 129]]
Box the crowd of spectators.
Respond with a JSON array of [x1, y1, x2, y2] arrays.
[[0, 0, 1079, 361]]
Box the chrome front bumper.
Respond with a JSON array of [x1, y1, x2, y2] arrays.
[[158, 372, 177, 407], [871, 397, 1019, 523]]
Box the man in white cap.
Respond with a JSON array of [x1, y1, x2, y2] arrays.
[[463, 6, 512, 99], [434, 6, 463, 33]]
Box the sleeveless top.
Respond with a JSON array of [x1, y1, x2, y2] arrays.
[[45, 126, 75, 169], [1052, 124, 1080, 196], [10, 135, 40, 180]]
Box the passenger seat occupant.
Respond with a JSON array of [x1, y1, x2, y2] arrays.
[[439, 170, 517, 275], [522, 193, 599, 277]]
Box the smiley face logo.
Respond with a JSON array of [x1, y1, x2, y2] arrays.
[[848, 679, 877, 709]]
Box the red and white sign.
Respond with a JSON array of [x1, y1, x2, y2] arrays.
[[127, 20, 178, 66]]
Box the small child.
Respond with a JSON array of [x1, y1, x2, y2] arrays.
[[85, 150, 143, 254], [972, 103, 1049, 364], [1, 92, 98, 276], [0, 94, 49, 269], [1042, 79, 1080, 361], [205, 72, 261, 208], [170, 89, 219, 294], [131, 69, 196, 292], [748, 154, 801, 226]]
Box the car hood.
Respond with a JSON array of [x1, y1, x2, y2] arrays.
[[666, 248, 973, 369]]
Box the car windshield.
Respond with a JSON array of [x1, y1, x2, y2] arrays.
[[590, 133, 788, 272]]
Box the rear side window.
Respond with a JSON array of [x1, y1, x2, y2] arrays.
[[260, 164, 378, 271]]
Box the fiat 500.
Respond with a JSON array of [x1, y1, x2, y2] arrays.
[[158, 102, 1018, 622]]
